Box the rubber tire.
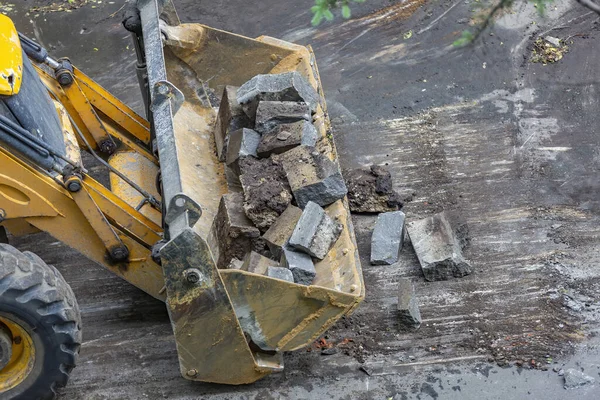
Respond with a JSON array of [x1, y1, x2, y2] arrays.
[[0, 244, 81, 400]]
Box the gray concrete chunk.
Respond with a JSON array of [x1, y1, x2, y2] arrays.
[[227, 258, 244, 270], [226, 128, 261, 175], [266, 266, 294, 282], [257, 121, 317, 158], [407, 211, 472, 282], [274, 146, 347, 209], [262, 205, 303, 258], [397, 278, 421, 328], [213, 86, 252, 161], [254, 101, 310, 134], [236, 72, 320, 118], [280, 244, 316, 285], [208, 193, 261, 269], [563, 368, 595, 389], [242, 251, 278, 275], [289, 201, 343, 260], [370, 211, 406, 265]]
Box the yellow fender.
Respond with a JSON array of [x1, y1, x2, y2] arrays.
[[0, 14, 22, 96]]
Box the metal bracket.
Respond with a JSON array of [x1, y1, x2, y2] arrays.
[[150, 80, 184, 116], [164, 193, 202, 228]]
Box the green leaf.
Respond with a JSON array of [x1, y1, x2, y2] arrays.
[[323, 9, 334, 21], [342, 4, 351, 18], [311, 10, 324, 26], [453, 30, 474, 47]]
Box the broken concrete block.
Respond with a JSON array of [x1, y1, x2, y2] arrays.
[[289, 201, 343, 260], [227, 258, 244, 270], [254, 101, 310, 134], [226, 128, 261, 175], [280, 244, 316, 285], [563, 368, 595, 389], [236, 72, 320, 118], [239, 157, 293, 232], [397, 278, 421, 328], [262, 204, 303, 258], [208, 192, 261, 269], [256, 120, 318, 158], [266, 266, 294, 282], [241, 251, 278, 275], [370, 211, 406, 265], [544, 36, 561, 47], [213, 86, 252, 161], [274, 146, 347, 209], [407, 211, 472, 282], [344, 165, 403, 213]]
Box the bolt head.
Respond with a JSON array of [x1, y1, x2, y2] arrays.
[[183, 268, 202, 284], [57, 72, 73, 86], [110, 246, 129, 262], [99, 140, 117, 155], [158, 84, 169, 95], [186, 369, 198, 377], [67, 180, 81, 192]]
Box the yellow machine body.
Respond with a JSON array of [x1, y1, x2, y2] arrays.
[[0, 14, 23, 96]]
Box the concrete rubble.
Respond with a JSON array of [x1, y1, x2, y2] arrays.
[[289, 201, 343, 260], [213, 85, 252, 161], [280, 244, 316, 285], [344, 165, 402, 213], [397, 278, 421, 328], [563, 368, 595, 389], [241, 251, 278, 275], [257, 120, 317, 158], [254, 101, 311, 134], [407, 211, 472, 281], [226, 127, 261, 175], [209, 71, 348, 287], [227, 258, 244, 270], [238, 157, 293, 232], [236, 71, 320, 118], [262, 204, 303, 258], [274, 146, 347, 209], [370, 211, 406, 265], [208, 192, 261, 269], [266, 266, 294, 282]]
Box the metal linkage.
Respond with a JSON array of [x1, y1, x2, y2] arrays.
[[67, 115, 161, 210], [0, 114, 81, 174], [19, 32, 118, 154], [138, 0, 199, 238]]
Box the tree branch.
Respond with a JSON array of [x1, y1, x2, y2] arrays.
[[469, 0, 514, 43], [574, 0, 600, 14]]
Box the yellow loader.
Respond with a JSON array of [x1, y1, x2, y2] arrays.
[[0, 0, 364, 398]]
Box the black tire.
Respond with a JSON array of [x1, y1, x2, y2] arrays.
[[0, 244, 81, 400]]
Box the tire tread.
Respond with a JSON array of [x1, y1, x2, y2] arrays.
[[0, 244, 81, 400]]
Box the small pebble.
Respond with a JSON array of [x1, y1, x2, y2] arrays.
[[321, 347, 338, 356]]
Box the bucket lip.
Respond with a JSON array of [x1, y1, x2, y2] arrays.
[[220, 268, 365, 300]]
